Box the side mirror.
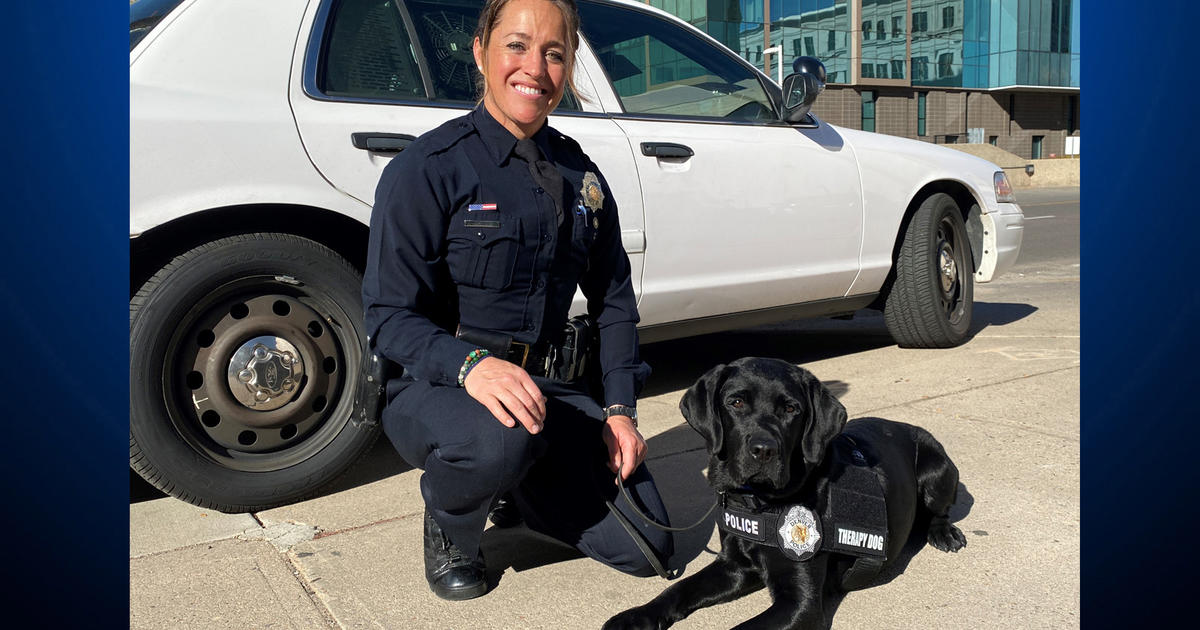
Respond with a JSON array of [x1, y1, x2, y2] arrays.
[[781, 56, 827, 123]]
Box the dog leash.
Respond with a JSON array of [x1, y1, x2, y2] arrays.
[[604, 474, 721, 580]]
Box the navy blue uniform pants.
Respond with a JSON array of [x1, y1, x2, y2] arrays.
[[382, 376, 674, 576]]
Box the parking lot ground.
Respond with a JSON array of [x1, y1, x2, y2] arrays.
[[131, 187, 1080, 629]]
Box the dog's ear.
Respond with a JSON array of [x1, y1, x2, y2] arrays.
[[680, 363, 731, 457], [799, 370, 847, 466]]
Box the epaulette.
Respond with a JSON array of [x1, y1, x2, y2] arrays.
[[547, 125, 592, 167], [411, 114, 476, 157]]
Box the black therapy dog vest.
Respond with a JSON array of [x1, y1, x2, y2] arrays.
[[717, 437, 888, 589]]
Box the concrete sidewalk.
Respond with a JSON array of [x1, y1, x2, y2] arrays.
[[131, 240, 1080, 628]]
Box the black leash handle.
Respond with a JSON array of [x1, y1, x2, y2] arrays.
[[615, 473, 721, 533], [602, 474, 720, 581]]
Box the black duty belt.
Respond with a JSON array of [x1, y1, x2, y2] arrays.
[[456, 316, 596, 383]]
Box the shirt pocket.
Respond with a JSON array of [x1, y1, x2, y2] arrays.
[[446, 210, 521, 290], [570, 201, 595, 261]]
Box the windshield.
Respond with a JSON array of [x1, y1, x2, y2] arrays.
[[130, 0, 187, 51]]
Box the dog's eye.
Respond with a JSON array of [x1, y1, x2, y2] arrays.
[[729, 397, 744, 409], [784, 404, 797, 414]]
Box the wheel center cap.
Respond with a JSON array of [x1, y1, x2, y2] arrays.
[[227, 336, 305, 411], [939, 247, 957, 293]]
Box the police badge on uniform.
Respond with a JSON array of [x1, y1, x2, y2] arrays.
[[778, 505, 822, 561], [581, 171, 603, 229]]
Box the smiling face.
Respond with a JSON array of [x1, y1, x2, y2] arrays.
[[473, 0, 571, 139]]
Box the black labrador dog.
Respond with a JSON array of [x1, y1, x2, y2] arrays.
[[605, 358, 966, 629]]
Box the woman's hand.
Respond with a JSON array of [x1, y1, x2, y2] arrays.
[[463, 356, 547, 433], [601, 415, 646, 482]]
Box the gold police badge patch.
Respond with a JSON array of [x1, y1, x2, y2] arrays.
[[581, 172, 604, 213], [778, 505, 821, 560]]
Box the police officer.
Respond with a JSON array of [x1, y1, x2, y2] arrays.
[[363, 0, 673, 601]]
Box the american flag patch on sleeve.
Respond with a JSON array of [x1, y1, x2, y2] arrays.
[[468, 203, 497, 212]]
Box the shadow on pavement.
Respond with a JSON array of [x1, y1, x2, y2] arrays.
[[970, 301, 1038, 332]]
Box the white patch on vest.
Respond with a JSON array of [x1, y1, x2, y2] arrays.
[[724, 512, 759, 536], [837, 527, 884, 551]]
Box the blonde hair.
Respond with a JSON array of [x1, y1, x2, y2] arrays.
[[473, 0, 583, 105]]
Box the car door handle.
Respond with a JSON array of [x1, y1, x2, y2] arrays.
[[351, 133, 416, 153], [640, 142, 694, 159]]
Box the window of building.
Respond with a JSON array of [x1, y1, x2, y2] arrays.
[[942, 6, 954, 29], [827, 30, 836, 51], [891, 59, 905, 79], [938, 52, 954, 78], [862, 90, 876, 132], [917, 92, 927, 136], [876, 20, 885, 40], [804, 36, 815, 56], [1032, 135, 1044, 158], [912, 56, 929, 81], [892, 16, 903, 38], [945, 134, 958, 144], [861, 63, 874, 79], [913, 11, 928, 33], [989, 135, 998, 145], [877, 63, 888, 78], [862, 21, 871, 40], [792, 38, 802, 58]]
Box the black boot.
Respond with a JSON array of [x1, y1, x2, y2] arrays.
[[423, 509, 487, 601], [488, 493, 523, 528]]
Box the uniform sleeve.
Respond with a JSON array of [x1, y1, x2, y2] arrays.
[[362, 149, 477, 386], [579, 171, 651, 407]]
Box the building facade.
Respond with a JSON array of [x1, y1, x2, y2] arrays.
[[642, 0, 1080, 158]]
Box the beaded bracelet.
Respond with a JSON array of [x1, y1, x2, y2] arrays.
[[457, 348, 490, 386]]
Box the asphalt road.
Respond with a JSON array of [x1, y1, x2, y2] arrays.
[[130, 186, 1080, 629]]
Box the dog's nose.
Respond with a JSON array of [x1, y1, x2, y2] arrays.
[[749, 439, 777, 462]]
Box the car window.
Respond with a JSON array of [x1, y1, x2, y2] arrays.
[[404, 0, 580, 110], [578, 0, 775, 121], [129, 0, 188, 51], [320, 0, 426, 100]]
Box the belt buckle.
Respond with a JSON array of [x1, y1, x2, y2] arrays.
[[511, 341, 531, 369]]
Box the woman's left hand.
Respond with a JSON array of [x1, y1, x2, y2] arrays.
[[601, 415, 646, 482]]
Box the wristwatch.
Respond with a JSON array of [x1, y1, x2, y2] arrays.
[[603, 404, 638, 427]]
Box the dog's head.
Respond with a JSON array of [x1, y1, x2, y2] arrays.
[[680, 357, 847, 499]]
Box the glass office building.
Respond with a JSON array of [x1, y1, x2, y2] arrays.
[[642, 0, 1080, 158]]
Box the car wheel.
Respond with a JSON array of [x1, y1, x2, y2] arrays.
[[130, 233, 377, 512], [883, 193, 974, 348]]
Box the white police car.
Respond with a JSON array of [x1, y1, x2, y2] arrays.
[[130, 0, 1024, 512]]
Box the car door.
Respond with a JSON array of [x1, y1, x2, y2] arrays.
[[287, 0, 647, 296], [577, 0, 865, 328]]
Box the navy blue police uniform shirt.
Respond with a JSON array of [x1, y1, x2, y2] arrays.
[[363, 106, 649, 407]]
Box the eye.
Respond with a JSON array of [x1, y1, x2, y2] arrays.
[[506, 41, 527, 52], [547, 50, 565, 63], [784, 403, 797, 414], [728, 397, 744, 409]]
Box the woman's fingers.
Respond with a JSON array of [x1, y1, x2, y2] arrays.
[[463, 356, 546, 432]]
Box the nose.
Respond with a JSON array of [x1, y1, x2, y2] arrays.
[[522, 52, 546, 79], [749, 438, 777, 462]]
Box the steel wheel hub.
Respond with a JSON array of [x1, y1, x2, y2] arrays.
[[939, 242, 958, 295], [228, 336, 304, 410]]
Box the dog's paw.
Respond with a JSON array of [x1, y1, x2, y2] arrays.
[[927, 517, 967, 552], [603, 607, 666, 630]]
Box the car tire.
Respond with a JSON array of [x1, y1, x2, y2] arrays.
[[884, 193, 974, 348], [130, 233, 377, 512]]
